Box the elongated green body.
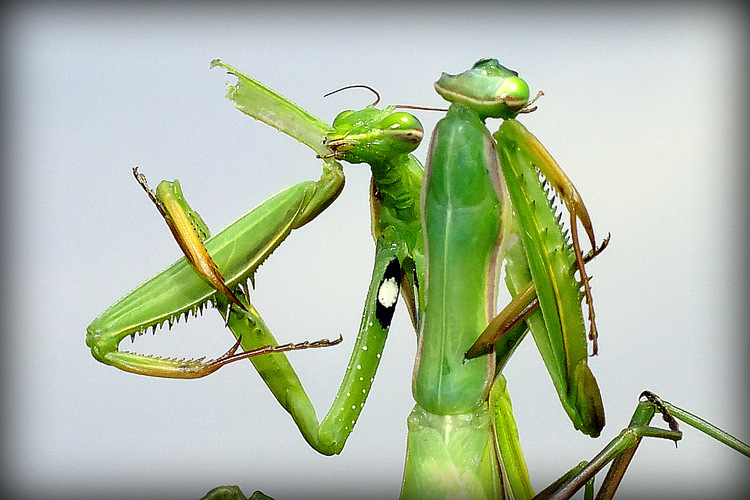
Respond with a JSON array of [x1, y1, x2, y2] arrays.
[[414, 103, 502, 414], [403, 102, 509, 499]]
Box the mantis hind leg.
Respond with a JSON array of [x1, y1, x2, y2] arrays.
[[536, 392, 683, 500], [538, 392, 750, 500]]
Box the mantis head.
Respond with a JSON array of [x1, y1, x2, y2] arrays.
[[325, 106, 424, 164], [434, 58, 531, 120]]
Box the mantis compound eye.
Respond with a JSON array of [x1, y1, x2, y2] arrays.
[[378, 112, 424, 154], [493, 75, 530, 113], [331, 109, 356, 126]]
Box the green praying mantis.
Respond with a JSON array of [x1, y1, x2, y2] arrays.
[[86, 59, 749, 499]]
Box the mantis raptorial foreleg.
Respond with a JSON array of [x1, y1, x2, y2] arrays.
[[500, 118, 601, 353], [86, 162, 345, 378]]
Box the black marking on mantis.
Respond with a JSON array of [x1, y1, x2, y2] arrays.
[[375, 258, 402, 330]]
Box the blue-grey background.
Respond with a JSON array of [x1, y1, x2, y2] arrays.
[[3, 3, 748, 499]]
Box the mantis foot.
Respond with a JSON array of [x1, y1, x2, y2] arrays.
[[204, 334, 345, 373]]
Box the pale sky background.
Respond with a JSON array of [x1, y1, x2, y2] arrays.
[[3, 3, 749, 499]]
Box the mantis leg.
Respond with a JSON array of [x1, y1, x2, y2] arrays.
[[213, 236, 405, 455], [535, 392, 683, 500], [467, 129, 607, 437], [132, 167, 247, 312], [86, 162, 344, 378], [662, 400, 750, 457], [499, 119, 600, 354], [91, 163, 404, 454], [535, 391, 749, 500], [495, 120, 605, 438], [490, 374, 534, 500]]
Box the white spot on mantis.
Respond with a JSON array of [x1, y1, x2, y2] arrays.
[[375, 259, 401, 329], [362, 345, 368, 351], [356, 364, 362, 370], [377, 277, 399, 309]]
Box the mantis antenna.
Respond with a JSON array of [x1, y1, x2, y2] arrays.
[[323, 84, 381, 106]]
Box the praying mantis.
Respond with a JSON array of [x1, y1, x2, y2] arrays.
[[86, 59, 749, 499]]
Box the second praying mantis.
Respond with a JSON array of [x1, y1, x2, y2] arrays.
[[87, 59, 748, 499]]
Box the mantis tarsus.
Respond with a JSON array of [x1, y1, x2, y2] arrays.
[[86, 58, 749, 499]]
